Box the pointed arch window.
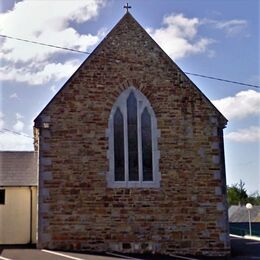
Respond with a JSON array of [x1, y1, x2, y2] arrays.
[[114, 108, 125, 181], [107, 87, 160, 188]]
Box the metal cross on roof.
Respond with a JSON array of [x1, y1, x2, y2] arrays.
[[124, 3, 131, 13]]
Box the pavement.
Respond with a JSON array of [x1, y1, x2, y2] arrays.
[[0, 247, 202, 260], [0, 248, 205, 260], [1, 235, 260, 260]]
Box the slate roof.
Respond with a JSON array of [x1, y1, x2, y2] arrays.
[[229, 205, 260, 222], [0, 151, 37, 186]]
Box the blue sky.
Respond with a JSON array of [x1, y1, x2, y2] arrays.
[[0, 0, 259, 194]]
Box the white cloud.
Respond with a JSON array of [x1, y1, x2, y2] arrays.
[[147, 13, 214, 60], [1, 29, 100, 63], [212, 90, 260, 120], [10, 92, 18, 99], [147, 14, 248, 60], [0, 0, 105, 63], [50, 85, 57, 93], [0, 112, 4, 129], [201, 18, 248, 37], [0, 0, 105, 85], [16, 113, 23, 119], [27, 118, 35, 131], [13, 120, 24, 132], [13, 112, 25, 132], [0, 132, 33, 151], [213, 19, 247, 37], [0, 59, 81, 85], [225, 126, 260, 143]]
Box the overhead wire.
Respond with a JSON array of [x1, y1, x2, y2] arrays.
[[1, 128, 34, 139], [184, 72, 260, 89], [0, 33, 259, 89], [0, 33, 259, 139], [0, 34, 91, 55]]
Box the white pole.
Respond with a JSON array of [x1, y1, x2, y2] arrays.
[[248, 209, 252, 236], [246, 203, 253, 236]]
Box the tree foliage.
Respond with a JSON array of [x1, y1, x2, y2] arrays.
[[247, 191, 260, 206], [227, 180, 260, 206]]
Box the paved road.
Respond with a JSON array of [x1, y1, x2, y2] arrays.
[[230, 235, 260, 260], [1, 236, 260, 260]]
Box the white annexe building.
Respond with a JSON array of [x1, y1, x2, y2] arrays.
[[0, 151, 37, 244]]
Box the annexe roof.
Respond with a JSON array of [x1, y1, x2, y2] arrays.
[[0, 151, 37, 186], [229, 205, 260, 222]]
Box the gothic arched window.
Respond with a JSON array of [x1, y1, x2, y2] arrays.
[[107, 87, 160, 188]]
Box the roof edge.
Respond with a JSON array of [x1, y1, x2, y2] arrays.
[[34, 12, 227, 127], [34, 12, 132, 126], [126, 13, 228, 125], [0, 184, 38, 187], [0, 151, 36, 153]]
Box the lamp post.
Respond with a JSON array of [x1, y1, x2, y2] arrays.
[[246, 203, 253, 236]]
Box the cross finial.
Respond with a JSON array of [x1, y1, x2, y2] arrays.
[[124, 3, 131, 13]]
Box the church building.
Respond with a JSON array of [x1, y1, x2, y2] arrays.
[[34, 11, 230, 257]]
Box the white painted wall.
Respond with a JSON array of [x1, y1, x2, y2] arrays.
[[0, 187, 37, 244]]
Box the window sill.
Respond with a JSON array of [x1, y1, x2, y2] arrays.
[[106, 176, 161, 188]]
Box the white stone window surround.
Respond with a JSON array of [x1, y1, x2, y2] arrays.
[[106, 86, 161, 188]]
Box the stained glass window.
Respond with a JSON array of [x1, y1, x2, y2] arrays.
[[114, 108, 125, 181], [141, 108, 153, 181], [108, 87, 160, 188], [127, 92, 139, 181]]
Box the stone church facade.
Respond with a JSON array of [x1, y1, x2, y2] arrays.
[[34, 12, 230, 257]]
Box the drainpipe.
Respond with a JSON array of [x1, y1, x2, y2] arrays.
[[29, 186, 33, 244]]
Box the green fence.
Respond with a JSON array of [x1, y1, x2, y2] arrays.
[[230, 223, 260, 237]]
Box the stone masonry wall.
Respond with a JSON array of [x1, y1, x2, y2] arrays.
[[35, 13, 230, 257]]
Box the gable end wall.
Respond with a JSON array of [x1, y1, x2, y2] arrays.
[[35, 13, 230, 257]]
